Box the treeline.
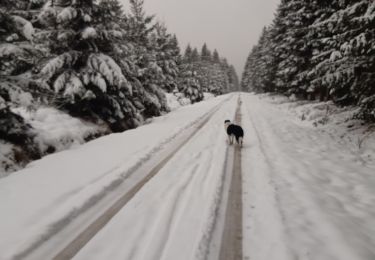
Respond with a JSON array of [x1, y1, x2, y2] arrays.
[[242, 0, 375, 122], [181, 43, 239, 100], [0, 0, 238, 162]]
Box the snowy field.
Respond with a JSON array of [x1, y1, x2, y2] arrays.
[[0, 93, 374, 260]]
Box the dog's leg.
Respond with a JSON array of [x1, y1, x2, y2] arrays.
[[239, 137, 243, 148], [230, 135, 234, 145]]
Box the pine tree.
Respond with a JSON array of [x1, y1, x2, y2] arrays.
[[213, 49, 220, 63], [35, 0, 136, 131], [150, 23, 180, 93], [184, 44, 193, 62], [191, 47, 200, 62], [0, 0, 42, 163], [126, 0, 170, 118], [242, 0, 375, 122], [201, 43, 212, 61]]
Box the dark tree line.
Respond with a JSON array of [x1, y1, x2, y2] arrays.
[[242, 0, 375, 122]]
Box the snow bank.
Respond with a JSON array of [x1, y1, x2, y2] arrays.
[[242, 93, 375, 260], [11, 106, 105, 154], [165, 92, 191, 111], [257, 93, 375, 164], [0, 107, 106, 176], [166, 92, 216, 111], [203, 92, 215, 100]]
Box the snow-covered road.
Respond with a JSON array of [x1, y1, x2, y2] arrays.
[[72, 95, 239, 260], [1, 93, 374, 260]]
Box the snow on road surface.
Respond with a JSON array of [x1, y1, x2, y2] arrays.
[[73, 96, 238, 260], [1, 92, 374, 260], [241, 93, 375, 260], [0, 94, 231, 259]]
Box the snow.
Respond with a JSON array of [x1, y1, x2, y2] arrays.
[[241, 93, 375, 260], [0, 43, 25, 57], [57, 7, 78, 24], [258, 94, 375, 163], [40, 51, 80, 79], [81, 27, 97, 39], [12, 15, 34, 40], [87, 53, 131, 94], [330, 50, 342, 61], [165, 93, 183, 111], [166, 92, 215, 111], [203, 92, 215, 100], [11, 106, 104, 154], [1, 93, 374, 260], [0, 95, 230, 259], [74, 95, 238, 260]]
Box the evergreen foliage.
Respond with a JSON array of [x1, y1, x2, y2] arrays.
[[184, 43, 239, 95], [242, 0, 375, 122], [0, 0, 238, 170]]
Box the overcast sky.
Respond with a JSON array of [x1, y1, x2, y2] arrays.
[[121, 0, 280, 76]]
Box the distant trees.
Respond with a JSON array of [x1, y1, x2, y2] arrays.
[[242, 0, 375, 122], [183, 43, 239, 96]]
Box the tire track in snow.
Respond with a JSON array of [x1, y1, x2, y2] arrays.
[[218, 96, 243, 260]]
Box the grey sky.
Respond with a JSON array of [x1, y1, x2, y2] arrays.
[[121, 0, 280, 76]]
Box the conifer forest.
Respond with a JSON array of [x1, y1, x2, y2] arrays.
[[242, 0, 375, 122]]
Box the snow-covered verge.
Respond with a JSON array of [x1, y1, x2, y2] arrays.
[[11, 106, 106, 154], [241, 93, 375, 260], [0, 90, 219, 177], [165, 92, 191, 111], [0, 94, 231, 259], [256, 93, 375, 164], [0, 107, 107, 177], [166, 92, 216, 111]]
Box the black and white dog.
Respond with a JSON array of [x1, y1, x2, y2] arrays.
[[224, 120, 244, 147]]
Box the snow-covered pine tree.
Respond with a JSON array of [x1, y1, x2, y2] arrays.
[[0, 0, 43, 164], [191, 47, 200, 62], [176, 44, 203, 103], [242, 27, 274, 93], [316, 1, 375, 117], [150, 23, 180, 93], [201, 43, 212, 62], [227, 65, 240, 92], [268, 0, 311, 96], [242, 0, 375, 122], [183, 44, 193, 63], [35, 0, 137, 131], [213, 49, 220, 63], [126, 0, 169, 118]]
